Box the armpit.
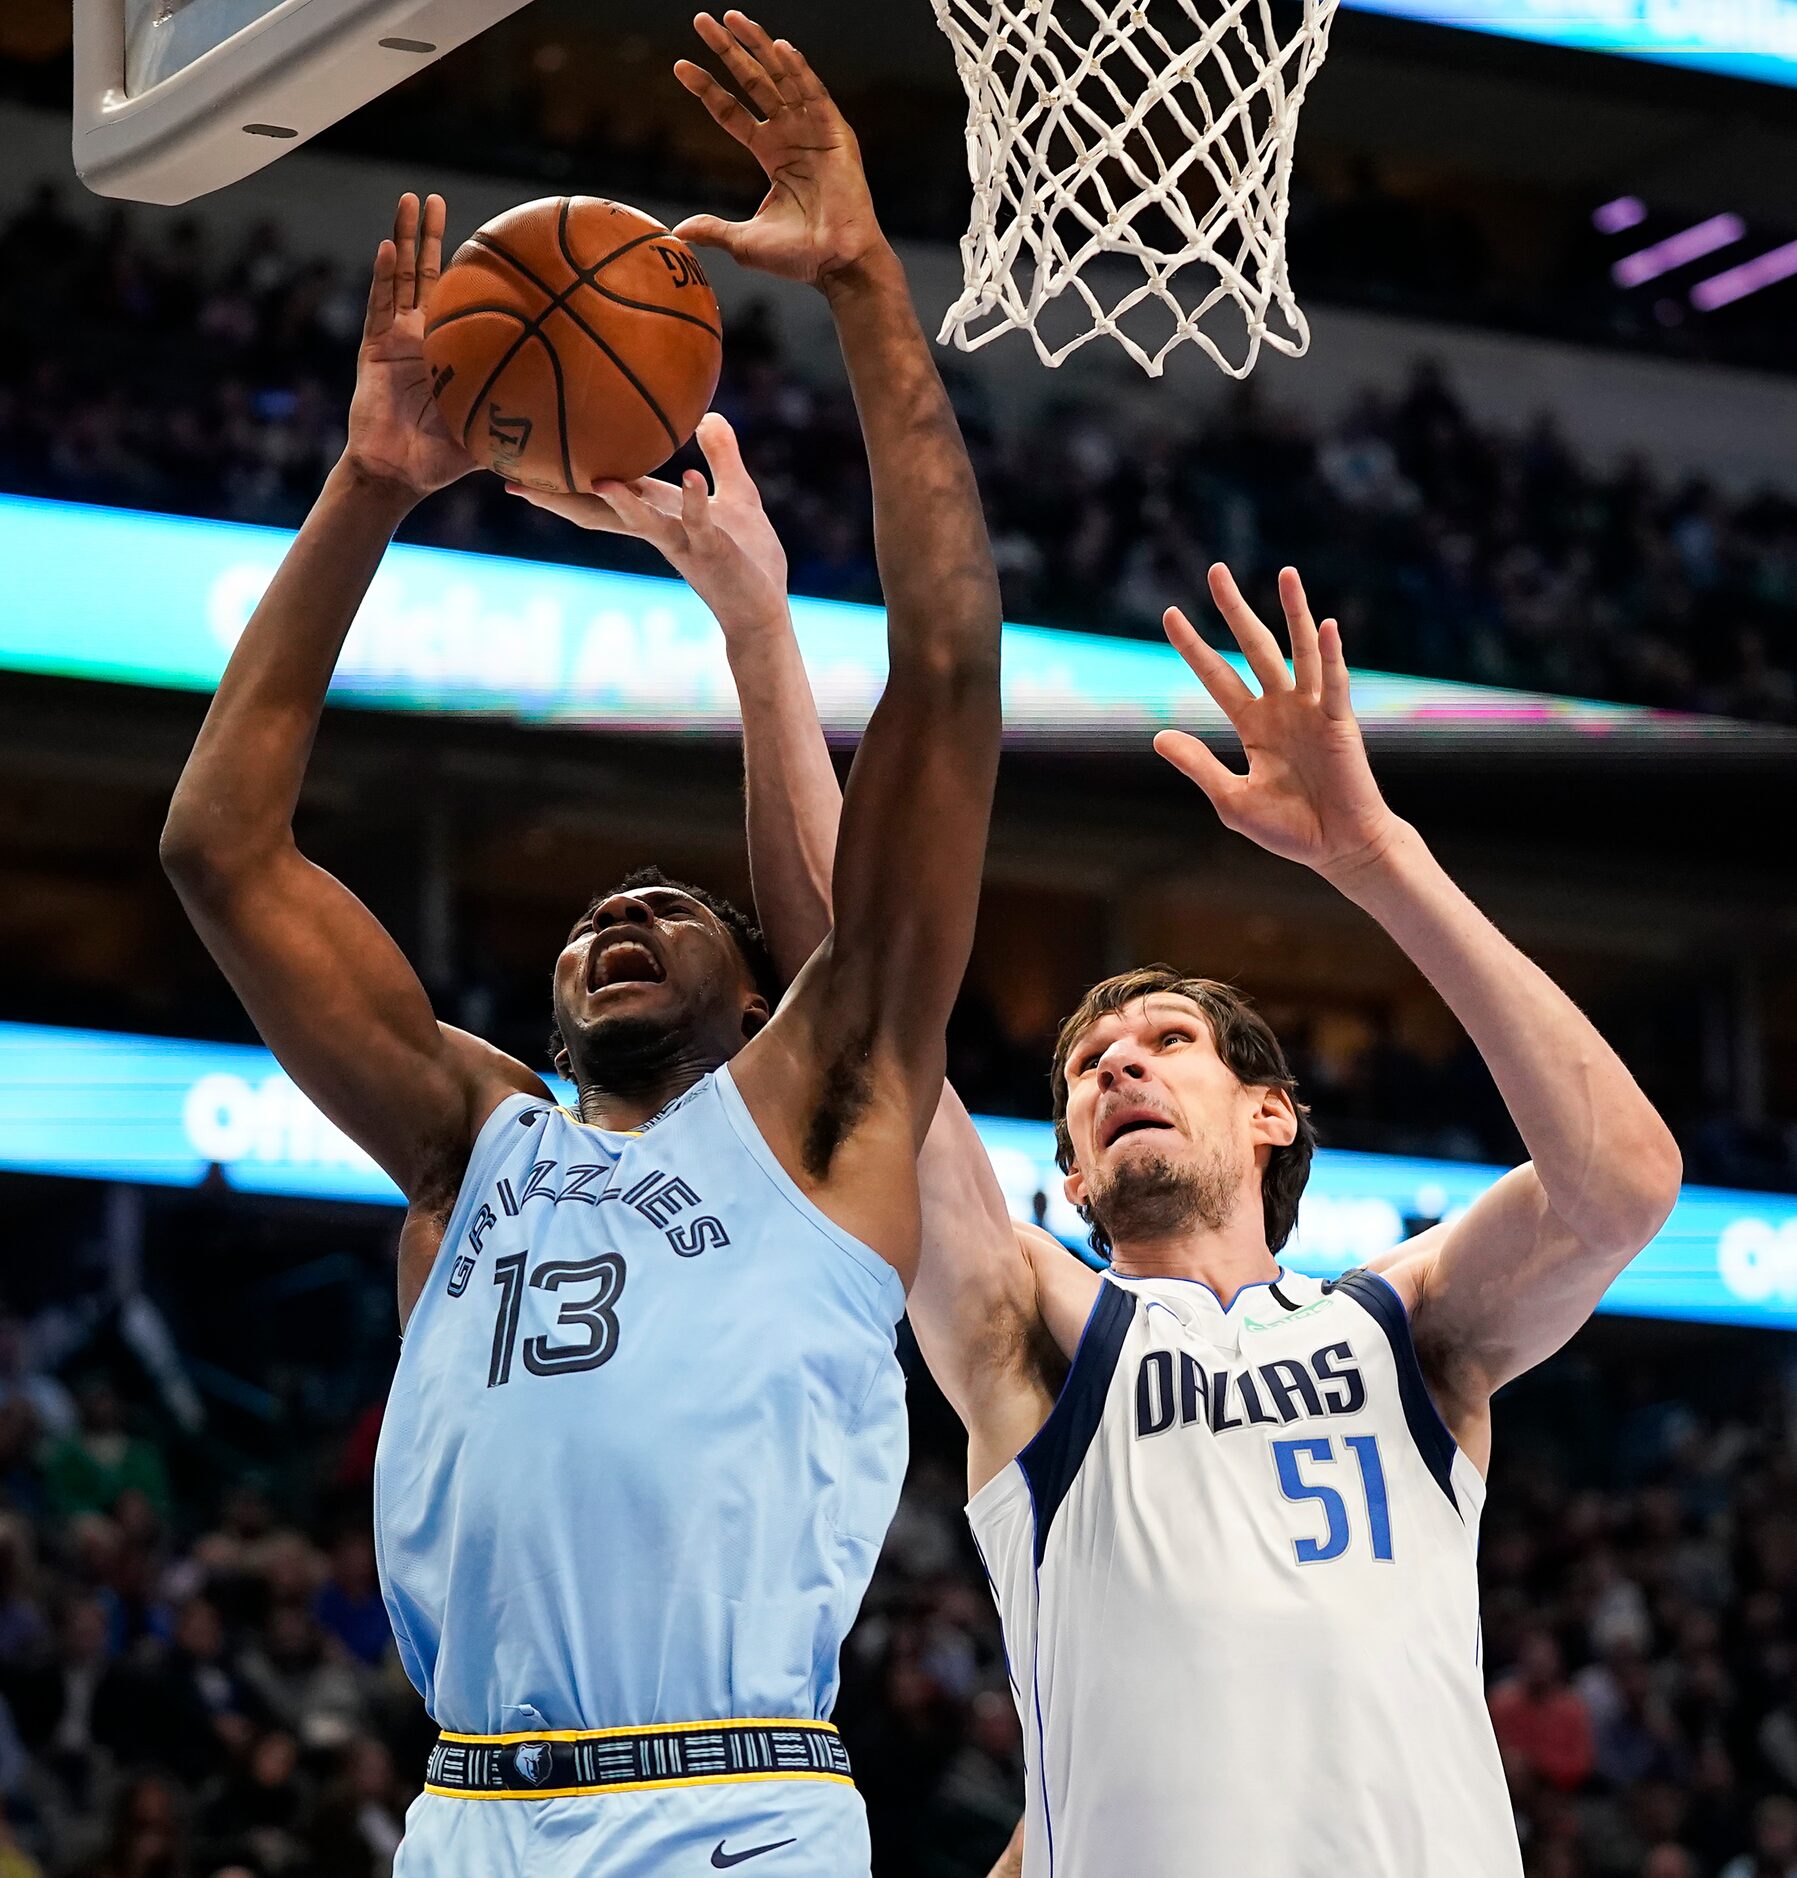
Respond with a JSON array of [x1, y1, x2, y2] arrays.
[[801, 1033, 878, 1180]]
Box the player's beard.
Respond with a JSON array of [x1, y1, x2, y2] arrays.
[[571, 1006, 696, 1100], [1088, 1138, 1241, 1247]]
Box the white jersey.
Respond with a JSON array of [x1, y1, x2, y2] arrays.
[[968, 1267, 1522, 1878]]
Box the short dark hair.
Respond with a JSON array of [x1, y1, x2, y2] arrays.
[[1049, 964, 1316, 1259], [548, 866, 782, 1072]]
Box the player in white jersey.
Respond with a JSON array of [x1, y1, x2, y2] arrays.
[[160, 21, 1003, 1874], [674, 539, 1684, 1873]]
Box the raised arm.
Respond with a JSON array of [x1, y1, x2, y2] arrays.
[[504, 411, 838, 984], [1155, 564, 1683, 1458], [659, 15, 1002, 1282], [160, 195, 544, 1310], [511, 416, 1059, 1466]]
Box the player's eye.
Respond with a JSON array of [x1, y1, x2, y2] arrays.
[[1160, 1030, 1189, 1048]]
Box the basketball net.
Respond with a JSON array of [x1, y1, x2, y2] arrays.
[[931, 0, 1341, 377]]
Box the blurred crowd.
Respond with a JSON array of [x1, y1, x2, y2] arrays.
[[3, 1274, 1797, 1878], [1, 186, 1793, 724]]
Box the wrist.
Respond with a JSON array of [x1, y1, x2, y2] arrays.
[[1317, 816, 1422, 900], [819, 238, 904, 304], [720, 601, 798, 658], [331, 452, 427, 522]]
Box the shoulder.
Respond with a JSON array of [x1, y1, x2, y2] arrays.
[[1351, 1239, 1493, 1468], [439, 1025, 554, 1118], [1364, 1231, 1432, 1312], [1018, 1226, 1106, 1365], [396, 1033, 549, 1318]]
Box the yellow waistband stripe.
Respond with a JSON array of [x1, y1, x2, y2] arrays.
[[438, 1718, 839, 1745]]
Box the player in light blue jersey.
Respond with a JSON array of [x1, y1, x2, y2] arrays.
[[159, 18, 1003, 1875]]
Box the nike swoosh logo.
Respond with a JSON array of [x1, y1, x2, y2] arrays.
[[711, 1840, 796, 1869]]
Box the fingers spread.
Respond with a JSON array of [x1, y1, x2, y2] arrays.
[[503, 486, 624, 532], [772, 35, 827, 104], [696, 412, 755, 500], [670, 212, 747, 258], [695, 9, 782, 114], [680, 468, 713, 537], [1279, 565, 1322, 700], [363, 238, 397, 342], [1153, 730, 1241, 810], [1208, 562, 1292, 694], [1164, 606, 1255, 716], [392, 193, 420, 312], [722, 12, 798, 103], [673, 60, 760, 147], [617, 475, 686, 520], [417, 193, 447, 307], [595, 479, 687, 554], [1318, 618, 1354, 720]]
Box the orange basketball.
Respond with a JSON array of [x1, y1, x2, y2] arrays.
[[424, 196, 723, 492]]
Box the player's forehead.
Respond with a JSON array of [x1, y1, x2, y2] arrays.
[[1069, 993, 1212, 1056]]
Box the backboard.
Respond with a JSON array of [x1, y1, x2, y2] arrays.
[[74, 0, 537, 204]]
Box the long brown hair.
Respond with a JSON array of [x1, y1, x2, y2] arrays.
[[1050, 965, 1316, 1258]]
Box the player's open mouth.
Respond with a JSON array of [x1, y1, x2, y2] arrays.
[[588, 936, 667, 991], [1101, 1110, 1176, 1151]]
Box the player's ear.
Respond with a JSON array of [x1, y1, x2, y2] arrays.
[[553, 1047, 573, 1081], [741, 993, 772, 1040], [1062, 1163, 1089, 1212], [1251, 1085, 1298, 1150]]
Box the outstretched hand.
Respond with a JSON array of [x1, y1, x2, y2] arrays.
[[344, 193, 476, 501], [671, 12, 886, 286], [1155, 566, 1401, 881], [506, 413, 787, 635]]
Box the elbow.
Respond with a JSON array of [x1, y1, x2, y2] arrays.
[[158, 811, 209, 888], [159, 801, 223, 890], [1636, 1127, 1684, 1239], [900, 637, 1002, 712], [1598, 1124, 1684, 1256], [159, 803, 278, 903]]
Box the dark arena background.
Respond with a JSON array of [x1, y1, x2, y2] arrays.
[[3, 0, 1797, 1873]]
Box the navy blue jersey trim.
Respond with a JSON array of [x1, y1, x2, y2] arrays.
[[1019, 1279, 1136, 1566], [1329, 1269, 1460, 1515]]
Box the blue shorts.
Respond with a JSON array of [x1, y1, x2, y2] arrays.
[[394, 1777, 873, 1877]]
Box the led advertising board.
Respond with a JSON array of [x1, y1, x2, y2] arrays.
[[0, 494, 1743, 752], [4, 1021, 1793, 1330], [1344, 0, 1797, 89]]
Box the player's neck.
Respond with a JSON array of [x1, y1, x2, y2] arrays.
[[1106, 1215, 1279, 1309], [573, 1052, 721, 1132]]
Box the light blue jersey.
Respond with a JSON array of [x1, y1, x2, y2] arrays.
[[374, 1066, 908, 1748]]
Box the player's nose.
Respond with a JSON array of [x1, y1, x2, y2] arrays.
[[1095, 1038, 1151, 1087], [591, 892, 654, 931]]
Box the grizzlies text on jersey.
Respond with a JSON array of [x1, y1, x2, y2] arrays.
[[374, 1069, 908, 1876], [968, 1267, 1522, 1878]]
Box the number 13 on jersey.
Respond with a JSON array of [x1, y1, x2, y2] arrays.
[[1271, 1434, 1394, 1565]]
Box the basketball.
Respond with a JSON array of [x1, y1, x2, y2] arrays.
[[423, 196, 722, 491]]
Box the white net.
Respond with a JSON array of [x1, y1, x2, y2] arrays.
[[931, 0, 1341, 377]]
